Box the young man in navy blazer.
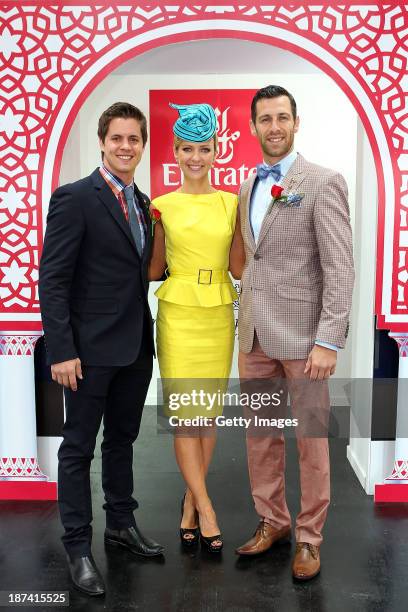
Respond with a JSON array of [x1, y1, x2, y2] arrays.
[[39, 102, 163, 596]]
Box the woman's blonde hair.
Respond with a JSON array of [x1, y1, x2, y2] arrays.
[[173, 132, 218, 152]]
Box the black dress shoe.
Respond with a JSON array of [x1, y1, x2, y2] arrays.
[[104, 525, 164, 557], [67, 554, 105, 597]]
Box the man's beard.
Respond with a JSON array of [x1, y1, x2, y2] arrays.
[[261, 135, 293, 161]]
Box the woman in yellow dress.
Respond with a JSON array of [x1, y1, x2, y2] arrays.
[[149, 103, 244, 552]]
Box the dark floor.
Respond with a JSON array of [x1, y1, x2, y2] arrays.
[[1, 407, 408, 612]]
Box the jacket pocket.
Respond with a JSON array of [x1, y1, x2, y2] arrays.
[[277, 284, 320, 304], [70, 298, 118, 313]]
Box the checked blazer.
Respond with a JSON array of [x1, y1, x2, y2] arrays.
[[238, 154, 354, 360]]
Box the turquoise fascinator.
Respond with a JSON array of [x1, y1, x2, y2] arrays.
[[170, 103, 217, 142]]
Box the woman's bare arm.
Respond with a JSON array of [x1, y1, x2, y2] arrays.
[[229, 207, 245, 280], [148, 219, 166, 280]]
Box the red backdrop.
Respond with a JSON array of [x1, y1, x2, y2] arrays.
[[149, 89, 260, 198]]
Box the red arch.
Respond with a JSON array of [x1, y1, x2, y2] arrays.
[[40, 27, 389, 327]]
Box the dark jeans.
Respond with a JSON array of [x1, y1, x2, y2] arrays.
[[58, 341, 152, 559]]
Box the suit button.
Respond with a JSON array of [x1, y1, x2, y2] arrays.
[[254, 253, 260, 260]]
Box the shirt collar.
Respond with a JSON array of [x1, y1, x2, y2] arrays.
[[100, 165, 133, 192], [262, 150, 297, 180]]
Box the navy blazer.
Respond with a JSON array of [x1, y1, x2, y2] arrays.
[[39, 168, 154, 366]]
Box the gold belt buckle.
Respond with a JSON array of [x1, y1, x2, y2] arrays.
[[198, 269, 212, 284]]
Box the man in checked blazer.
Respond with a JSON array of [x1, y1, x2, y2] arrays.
[[236, 85, 354, 580], [39, 102, 163, 596]]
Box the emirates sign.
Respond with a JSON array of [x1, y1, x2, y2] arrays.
[[149, 89, 259, 198]]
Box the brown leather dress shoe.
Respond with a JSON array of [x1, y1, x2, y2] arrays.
[[235, 521, 291, 555], [292, 542, 320, 580]]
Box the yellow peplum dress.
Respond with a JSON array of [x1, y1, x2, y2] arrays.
[[152, 190, 238, 419]]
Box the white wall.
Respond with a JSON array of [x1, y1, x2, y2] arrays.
[[347, 122, 390, 494]]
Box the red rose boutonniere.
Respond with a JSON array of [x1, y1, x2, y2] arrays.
[[271, 184, 285, 201], [270, 184, 305, 208], [148, 205, 161, 235]]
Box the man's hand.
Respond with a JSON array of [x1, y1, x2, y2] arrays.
[[304, 345, 337, 381], [51, 358, 83, 391]]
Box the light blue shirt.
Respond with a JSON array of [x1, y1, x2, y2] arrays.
[[250, 150, 297, 243], [249, 151, 338, 353]]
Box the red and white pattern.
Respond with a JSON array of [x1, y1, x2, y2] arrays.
[[389, 333, 408, 358], [0, 333, 40, 356], [0, 457, 48, 481], [386, 460, 408, 482], [376, 331, 408, 500], [0, 2, 407, 332]]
